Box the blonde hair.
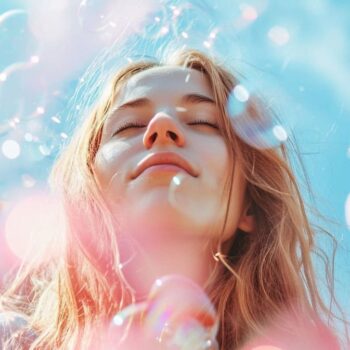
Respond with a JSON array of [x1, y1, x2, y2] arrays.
[[0, 49, 344, 349]]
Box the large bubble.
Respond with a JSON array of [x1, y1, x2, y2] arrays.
[[109, 275, 219, 349]]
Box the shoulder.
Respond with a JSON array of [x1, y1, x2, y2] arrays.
[[0, 312, 36, 349]]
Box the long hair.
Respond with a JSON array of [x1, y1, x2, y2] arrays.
[[0, 49, 344, 349]]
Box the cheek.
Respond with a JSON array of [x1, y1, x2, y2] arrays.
[[202, 138, 231, 184], [93, 140, 133, 190]]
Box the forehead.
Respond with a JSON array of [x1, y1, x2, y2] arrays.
[[117, 66, 214, 104]]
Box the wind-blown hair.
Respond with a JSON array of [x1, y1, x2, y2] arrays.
[[0, 49, 344, 349]]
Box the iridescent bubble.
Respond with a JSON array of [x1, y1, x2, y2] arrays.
[[227, 85, 289, 149], [38, 143, 54, 156], [110, 275, 219, 349], [1, 139, 21, 159], [268, 26, 290, 46], [145, 276, 219, 349]]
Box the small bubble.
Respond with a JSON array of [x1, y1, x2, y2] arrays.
[[233, 84, 250, 103], [2, 140, 21, 159], [268, 26, 290, 46], [172, 7, 181, 17], [76, 105, 81, 111], [209, 29, 218, 39], [60, 132, 68, 139], [181, 31, 188, 39], [51, 116, 61, 124], [203, 41, 211, 48], [154, 16, 161, 22], [159, 26, 169, 35], [272, 125, 288, 142], [39, 144, 52, 156]]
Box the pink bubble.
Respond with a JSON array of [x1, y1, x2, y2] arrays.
[[109, 275, 219, 349], [4, 193, 64, 263]]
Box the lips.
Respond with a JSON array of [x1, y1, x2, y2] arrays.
[[131, 152, 199, 179]]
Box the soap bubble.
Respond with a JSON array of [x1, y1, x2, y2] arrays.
[[109, 275, 219, 349], [227, 86, 289, 149]]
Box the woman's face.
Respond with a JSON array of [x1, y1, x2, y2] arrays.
[[94, 66, 250, 242]]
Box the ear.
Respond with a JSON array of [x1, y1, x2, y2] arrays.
[[237, 204, 255, 233]]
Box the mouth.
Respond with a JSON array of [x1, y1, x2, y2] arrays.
[[131, 152, 199, 179]]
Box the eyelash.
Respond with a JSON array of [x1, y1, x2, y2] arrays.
[[188, 119, 219, 129], [112, 119, 218, 136], [113, 122, 146, 135]]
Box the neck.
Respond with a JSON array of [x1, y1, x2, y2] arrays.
[[118, 230, 214, 301]]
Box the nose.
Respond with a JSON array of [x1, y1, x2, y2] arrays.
[[143, 112, 186, 149]]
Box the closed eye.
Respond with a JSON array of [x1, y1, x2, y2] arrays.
[[188, 120, 219, 129], [112, 121, 146, 136]]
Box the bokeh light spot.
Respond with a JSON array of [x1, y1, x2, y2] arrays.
[[5, 194, 63, 263], [241, 5, 258, 21], [268, 26, 290, 46], [2, 139, 21, 159]]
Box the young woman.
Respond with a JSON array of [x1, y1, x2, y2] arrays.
[[0, 49, 344, 349]]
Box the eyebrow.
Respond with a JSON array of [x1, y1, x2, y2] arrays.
[[115, 93, 216, 111]]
